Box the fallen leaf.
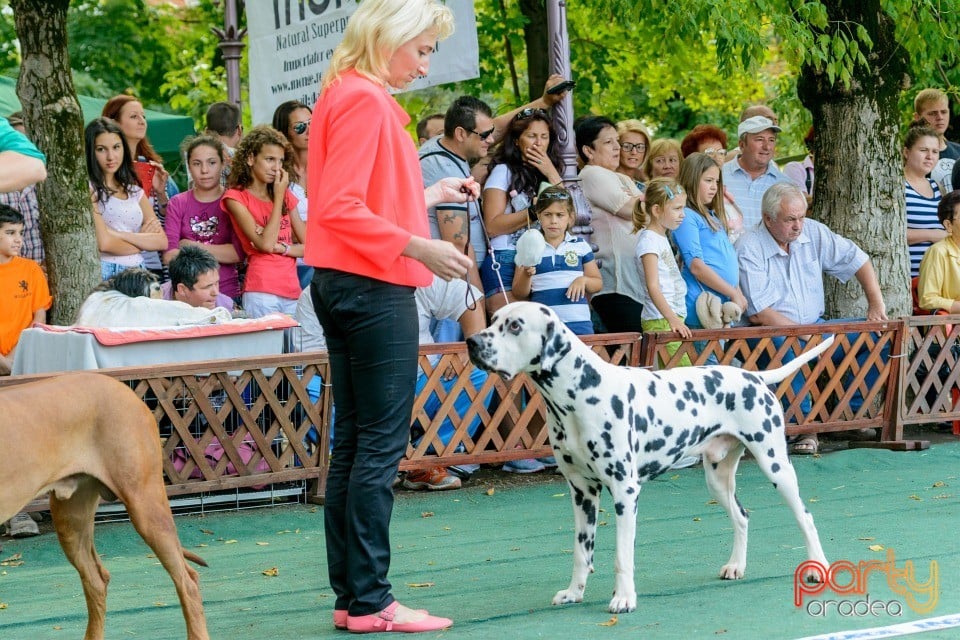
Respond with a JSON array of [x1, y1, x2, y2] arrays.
[[256, 542, 270, 546], [262, 567, 279, 577], [868, 544, 885, 552], [421, 512, 434, 518], [598, 616, 618, 626], [670, 474, 680, 480], [154, 601, 166, 607], [909, 495, 922, 501], [808, 498, 819, 503], [693, 517, 701, 522], [552, 493, 566, 498], [934, 494, 952, 499], [443, 526, 451, 531], [933, 481, 946, 488], [706, 499, 718, 505], [53, 625, 61, 630], [486, 487, 495, 496], [200, 528, 214, 535], [0, 603, 7, 610], [407, 582, 434, 588], [224, 539, 238, 544], [197, 543, 208, 548], [857, 537, 875, 541], [511, 547, 521, 551]]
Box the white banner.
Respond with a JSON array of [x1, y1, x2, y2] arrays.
[[247, 0, 480, 124]]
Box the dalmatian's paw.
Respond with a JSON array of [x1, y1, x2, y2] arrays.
[[719, 563, 746, 580], [608, 590, 637, 613], [552, 587, 585, 606]]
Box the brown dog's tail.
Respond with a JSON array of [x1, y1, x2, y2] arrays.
[[183, 549, 209, 568]]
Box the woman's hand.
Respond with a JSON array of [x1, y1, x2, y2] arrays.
[[150, 161, 169, 200], [403, 236, 473, 281], [731, 289, 748, 312], [140, 217, 163, 234], [425, 176, 480, 208], [523, 146, 561, 183]]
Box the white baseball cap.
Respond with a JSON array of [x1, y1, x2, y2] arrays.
[[738, 115, 781, 138]]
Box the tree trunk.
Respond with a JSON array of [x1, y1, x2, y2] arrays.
[[797, 0, 910, 319], [519, 0, 549, 102], [13, 0, 100, 324]]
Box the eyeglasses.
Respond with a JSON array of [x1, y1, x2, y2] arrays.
[[292, 120, 310, 135], [664, 184, 684, 200], [517, 107, 548, 120], [701, 148, 724, 156], [620, 142, 646, 154], [466, 126, 495, 140]]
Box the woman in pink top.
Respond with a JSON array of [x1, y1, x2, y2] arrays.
[[305, 0, 476, 633], [222, 126, 305, 317]]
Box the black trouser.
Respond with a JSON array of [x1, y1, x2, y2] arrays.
[[592, 292, 644, 333], [311, 269, 418, 616]]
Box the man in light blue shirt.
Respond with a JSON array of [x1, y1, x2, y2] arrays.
[[723, 115, 788, 229], [736, 183, 887, 452]]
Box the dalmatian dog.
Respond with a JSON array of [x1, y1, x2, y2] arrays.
[[466, 302, 831, 614]]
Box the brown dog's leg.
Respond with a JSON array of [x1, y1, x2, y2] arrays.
[[50, 479, 110, 640], [123, 485, 209, 640]]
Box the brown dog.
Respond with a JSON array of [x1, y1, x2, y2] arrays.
[[0, 373, 208, 639]]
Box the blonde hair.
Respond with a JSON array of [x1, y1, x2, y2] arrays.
[[616, 119, 651, 145], [632, 178, 683, 233], [679, 152, 728, 233], [323, 0, 454, 90], [914, 88, 948, 114], [642, 138, 681, 179]]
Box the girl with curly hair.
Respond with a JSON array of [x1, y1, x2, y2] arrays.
[[222, 125, 305, 317]]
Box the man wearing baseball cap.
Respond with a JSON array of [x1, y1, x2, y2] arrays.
[[723, 114, 788, 229]]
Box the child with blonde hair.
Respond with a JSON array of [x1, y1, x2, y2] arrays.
[[633, 177, 691, 366]]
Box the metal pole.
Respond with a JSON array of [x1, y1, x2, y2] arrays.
[[212, 0, 247, 116], [546, 0, 592, 232]]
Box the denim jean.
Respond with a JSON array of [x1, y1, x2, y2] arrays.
[[310, 269, 418, 616]]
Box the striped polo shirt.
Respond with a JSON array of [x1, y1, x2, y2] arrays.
[[529, 234, 595, 333], [905, 178, 942, 277]]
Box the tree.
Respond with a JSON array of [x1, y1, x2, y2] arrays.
[[12, 0, 99, 323], [588, 0, 960, 319]]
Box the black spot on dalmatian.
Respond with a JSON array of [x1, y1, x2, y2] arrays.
[[587, 440, 600, 460], [668, 382, 677, 394], [645, 438, 666, 452], [578, 532, 588, 543], [611, 395, 624, 419], [676, 399, 685, 411], [638, 460, 665, 481], [567, 389, 576, 400], [711, 462, 719, 470], [741, 385, 757, 410], [601, 432, 614, 455], [762, 418, 772, 433], [664, 426, 673, 437], [772, 482, 778, 489], [573, 356, 584, 370], [735, 495, 749, 519], [771, 462, 781, 473], [767, 448, 775, 458], [563, 454, 574, 465], [753, 431, 765, 442], [586, 396, 600, 405], [626, 486, 635, 495], [725, 392, 736, 411], [703, 370, 723, 395], [582, 499, 597, 525], [578, 363, 601, 390], [603, 421, 613, 431], [615, 502, 625, 516], [647, 407, 656, 421], [772, 415, 782, 427], [743, 432, 754, 442], [742, 372, 763, 385], [648, 381, 657, 397], [628, 384, 636, 402]]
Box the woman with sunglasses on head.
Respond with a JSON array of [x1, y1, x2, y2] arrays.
[[576, 115, 644, 332], [480, 107, 564, 317], [616, 119, 651, 191], [273, 100, 314, 287]]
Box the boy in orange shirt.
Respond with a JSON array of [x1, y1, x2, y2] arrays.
[[0, 204, 51, 376]]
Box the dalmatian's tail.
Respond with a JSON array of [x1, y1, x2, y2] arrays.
[[754, 335, 835, 386]]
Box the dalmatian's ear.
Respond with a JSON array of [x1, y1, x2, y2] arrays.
[[539, 318, 572, 370]]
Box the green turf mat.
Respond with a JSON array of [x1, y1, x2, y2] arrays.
[[2, 442, 958, 639]]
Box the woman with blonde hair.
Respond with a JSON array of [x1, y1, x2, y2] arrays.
[[616, 119, 651, 189], [306, 0, 476, 632], [643, 138, 682, 180]]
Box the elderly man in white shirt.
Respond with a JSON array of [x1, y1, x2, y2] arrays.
[[736, 182, 887, 454]]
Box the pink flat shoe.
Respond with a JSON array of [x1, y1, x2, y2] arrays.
[[334, 609, 348, 630], [346, 601, 453, 633]]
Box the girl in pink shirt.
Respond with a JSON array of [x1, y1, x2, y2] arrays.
[[222, 126, 305, 317]]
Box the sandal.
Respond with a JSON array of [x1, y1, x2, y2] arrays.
[[790, 435, 819, 456]]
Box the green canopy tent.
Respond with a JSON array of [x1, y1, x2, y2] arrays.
[[0, 76, 195, 182]]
